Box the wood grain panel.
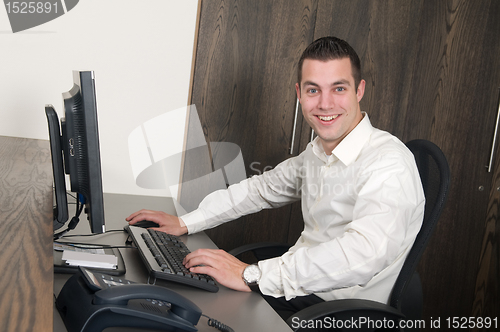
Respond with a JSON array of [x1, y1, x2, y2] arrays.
[[472, 91, 500, 321], [0, 136, 53, 332], [189, 0, 500, 322], [314, 0, 500, 324], [402, 0, 500, 321], [188, 0, 318, 250]]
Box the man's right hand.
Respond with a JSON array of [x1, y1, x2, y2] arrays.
[[126, 209, 188, 236]]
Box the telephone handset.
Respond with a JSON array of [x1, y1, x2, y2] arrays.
[[56, 267, 232, 332], [84, 267, 201, 326]]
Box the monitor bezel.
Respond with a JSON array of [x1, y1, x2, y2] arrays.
[[45, 105, 69, 231]]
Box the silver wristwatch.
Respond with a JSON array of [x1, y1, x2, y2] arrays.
[[242, 264, 261, 287]]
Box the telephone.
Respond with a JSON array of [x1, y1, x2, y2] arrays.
[[56, 267, 231, 332]]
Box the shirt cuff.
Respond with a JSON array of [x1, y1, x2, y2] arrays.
[[179, 209, 207, 234], [257, 258, 285, 298]]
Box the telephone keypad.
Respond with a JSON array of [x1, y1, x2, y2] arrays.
[[81, 267, 136, 290]]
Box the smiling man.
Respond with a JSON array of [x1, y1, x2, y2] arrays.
[[127, 37, 425, 321], [298, 56, 364, 153]]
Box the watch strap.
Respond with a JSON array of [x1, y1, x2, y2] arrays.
[[249, 283, 260, 292]]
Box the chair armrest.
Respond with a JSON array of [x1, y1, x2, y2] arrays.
[[286, 299, 405, 331], [228, 242, 291, 259]]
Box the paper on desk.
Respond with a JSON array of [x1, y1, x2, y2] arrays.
[[62, 250, 118, 269]]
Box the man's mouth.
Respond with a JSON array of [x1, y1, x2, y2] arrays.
[[316, 114, 340, 122]]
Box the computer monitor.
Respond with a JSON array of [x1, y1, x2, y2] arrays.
[[45, 71, 105, 235]]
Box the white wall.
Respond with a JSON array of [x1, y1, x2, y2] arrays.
[[0, 0, 199, 197]]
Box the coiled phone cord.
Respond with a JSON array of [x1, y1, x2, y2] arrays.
[[203, 314, 235, 332]]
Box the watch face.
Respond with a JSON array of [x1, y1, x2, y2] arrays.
[[243, 264, 261, 284]]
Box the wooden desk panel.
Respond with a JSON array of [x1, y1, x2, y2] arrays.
[[0, 136, 53, 332]]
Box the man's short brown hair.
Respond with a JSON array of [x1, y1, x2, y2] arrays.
[[298, 37, 361, 89]]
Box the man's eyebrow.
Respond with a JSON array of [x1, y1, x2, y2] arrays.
[[302, 81, 319, 87], [302, 79, 351, 87], [332, 79, 351, 86]]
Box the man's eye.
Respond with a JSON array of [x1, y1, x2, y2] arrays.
[[308, 88, 318, 94], [336, 87, 345, 92]]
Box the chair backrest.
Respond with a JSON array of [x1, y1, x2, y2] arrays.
[[389, 139, 451, 309]]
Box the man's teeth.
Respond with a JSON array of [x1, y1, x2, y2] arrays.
[[318, 115, 339, 121]]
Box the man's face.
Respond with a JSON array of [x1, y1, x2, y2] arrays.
[[296, 58, 365, 154]]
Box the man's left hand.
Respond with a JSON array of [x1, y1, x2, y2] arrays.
[[183, 249, 251, 292]]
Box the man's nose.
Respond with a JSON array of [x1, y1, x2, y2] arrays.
[[318, 93, 335, 110]]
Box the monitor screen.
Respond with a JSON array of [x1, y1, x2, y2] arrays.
[[45, 71, 105, 235]]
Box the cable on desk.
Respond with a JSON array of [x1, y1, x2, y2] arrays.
[[60, 229, 125, 238], [53, 195, 84, 240], [125, 234, 134, 246], [203, 314, 235, 332], [53, 241, 137, 251], [58, 230, 138, 248]]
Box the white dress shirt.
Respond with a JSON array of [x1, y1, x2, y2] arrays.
[[181, 113, 425, 303]]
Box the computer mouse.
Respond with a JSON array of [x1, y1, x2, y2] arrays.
[[130, 220, 159, 228]]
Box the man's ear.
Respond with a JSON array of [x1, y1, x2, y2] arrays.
[[295, 82, 301, 102], [357, 79, 366, 102]]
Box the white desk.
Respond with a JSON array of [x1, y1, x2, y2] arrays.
[[54, 193, 292, 332]]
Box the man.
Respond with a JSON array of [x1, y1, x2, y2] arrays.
[[127, 37, 425, 319]]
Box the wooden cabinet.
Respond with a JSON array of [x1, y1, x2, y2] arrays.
[[186, 0, 317, 250], [313, 0, 500, 321], [187, 0, 500, 324]]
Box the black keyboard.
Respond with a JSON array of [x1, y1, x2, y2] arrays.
[[126, 226, 218, 292]]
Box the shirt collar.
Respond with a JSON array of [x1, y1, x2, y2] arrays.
[[311, 112, 373, 166]]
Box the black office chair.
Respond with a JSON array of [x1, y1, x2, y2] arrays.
[[229, 139, 450, 331]]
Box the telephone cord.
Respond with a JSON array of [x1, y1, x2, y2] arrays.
[[203, 314, 235, 332]]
